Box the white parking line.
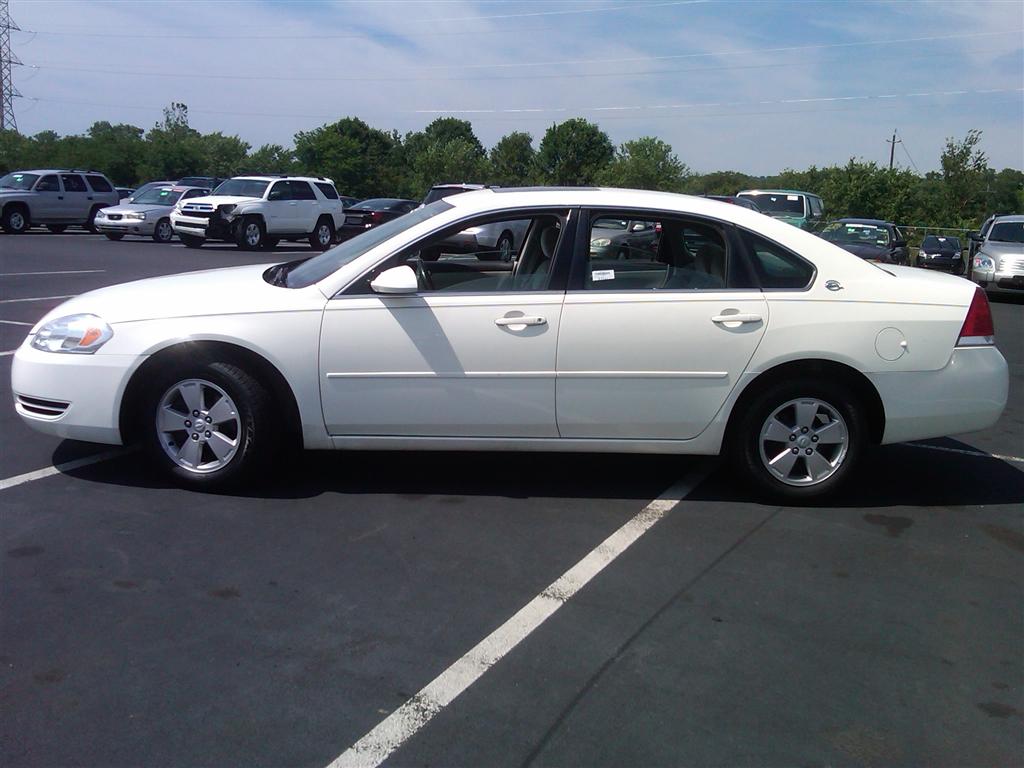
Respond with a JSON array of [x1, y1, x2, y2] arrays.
[[0, 448, 130, 491], [0, 295, 77, 304], [0, 270, 105, 277], [326, 461, 713, 768], [905, 442, 1024, 464]]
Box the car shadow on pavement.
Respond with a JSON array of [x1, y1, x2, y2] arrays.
[[51, 436, 1024, 507], [51, 442, 696, 501], [689, 438, 1024, 508]]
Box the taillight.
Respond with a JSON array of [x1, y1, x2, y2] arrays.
[[957, 287, 995, 346], [369, 211, 384, 224]]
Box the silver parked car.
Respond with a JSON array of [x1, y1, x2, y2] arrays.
[[94, 186, 210, 243], [0, 169, 120, 234], [971, 214, 1024, 295]]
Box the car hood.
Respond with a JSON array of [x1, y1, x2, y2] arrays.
[[100, 203, 171, 215], [31, 264, 323, 328], [834, 242, 889, 260], [979, 241, 1024, 258], [180, 195, 262, 207]]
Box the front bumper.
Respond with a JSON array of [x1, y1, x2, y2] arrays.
[[94, 217, 155, 236], [11, 341, 141, 445], [869, 346, 1009, 445], [917, 254, 962, 271], [972, 268, 1024, 293], [171, 212, 234, 241]]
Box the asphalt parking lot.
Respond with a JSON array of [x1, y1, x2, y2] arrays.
[[2, 232, 1022, 768]]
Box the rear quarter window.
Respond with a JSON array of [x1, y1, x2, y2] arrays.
[[740, 230, 815, 290], [315, 182, 339, 200], [85, 175, 113, 193]]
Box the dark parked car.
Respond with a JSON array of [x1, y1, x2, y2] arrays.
[[819, 218, 909, 264], [337, 198, 418, 242], [917, 234, 964, 274], [339, 195, 359, 209], [589, 216, 661, 259], [178, 176, 225, 190], [115, 187, 134, 200], [704, 194, 762, 212]]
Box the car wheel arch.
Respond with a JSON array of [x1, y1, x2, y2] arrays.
[[723, 358, 885, 450], [119, 340, 303, 450]]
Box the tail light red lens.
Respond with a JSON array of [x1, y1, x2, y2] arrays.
[[957, 287, 995, 346], [369, 211, 384, 224]]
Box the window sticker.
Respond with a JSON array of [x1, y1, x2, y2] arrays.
[[786, 195, 799, 201], [592, 269, 615, 281]]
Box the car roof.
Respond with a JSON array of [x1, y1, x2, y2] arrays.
[[7, 169, 108, 176], [231, 175, 333, 183], [835, 218, 893, 226], [737, 189, 818, 197], [991, 214, 1024, 223], [431, 183, 490, 190]]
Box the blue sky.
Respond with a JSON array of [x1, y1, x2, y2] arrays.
[[8, 0, 1024, 174]]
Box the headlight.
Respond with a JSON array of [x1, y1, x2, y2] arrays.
[[919, 252, 932, 258], [217, 204, 237, 218], [590, 237, 611, 247], [125, 212, 146, 221], [974, 256, 995, 270], [31, 314, 113, 354]]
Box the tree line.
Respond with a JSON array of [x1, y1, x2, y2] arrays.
[[1, 102, 1020, 232]]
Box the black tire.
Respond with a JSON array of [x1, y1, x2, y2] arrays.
[[730, 377, 867, 503], [308, 217, 334, 250], [2, 204, 30, 234], [263, 236, 280, 249], [85, 205, 104, 234], [497, 232, 514, 262], [152, 218, 174, 243], [46, 224, 67, 234], [236, 216, 265, 250], [104, 232, 125, 241], [180, 234, 205, 249], [143, 361, 275, 489], [953, 260, 965, 276]]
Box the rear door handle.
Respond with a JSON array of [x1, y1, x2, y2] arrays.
[[711, 313, 762, 324], [495, 315, 546, 327]]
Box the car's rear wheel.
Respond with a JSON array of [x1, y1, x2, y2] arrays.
[[309, 217, 334, 250], [263, 236, 280, 250], [104, 232, 124, 241], [731, 378, 866, 502], [85, 205, 104, 233], [144, 361, 274, 488], [953, 260, 965, 276], [152, 218, 174, 243], [497, 232, 514, 262], [46, 224, 66, 234], [2, 205, 30, 234], [180, 234, 205, 248], [237, 216, 265, 250]]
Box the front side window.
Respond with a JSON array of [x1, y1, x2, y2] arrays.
[[582, 212, 728, 291], [35, 175, 60, 192], [348, 210, 569, 295], [85, 175, 113, 193], [267, 181, 292, 201], [740, 231, 815, 290], [60, 174, 88, 192]]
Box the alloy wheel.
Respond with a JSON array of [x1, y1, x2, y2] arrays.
[[156, 378, 241, 474], [757, 397, 849, 486]]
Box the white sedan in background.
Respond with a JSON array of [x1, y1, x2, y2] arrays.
[[12, 188, 1008, 500]]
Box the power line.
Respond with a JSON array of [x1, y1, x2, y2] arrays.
[[900, 137, 921, 173], [1, 0, 21, 131]]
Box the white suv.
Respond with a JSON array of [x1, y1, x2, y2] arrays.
[[170, 176, 345, 250]]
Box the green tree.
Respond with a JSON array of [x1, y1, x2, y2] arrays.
[[489, 131, 536, 186], [0, 129, 32, 174], [201, 132, 250, 178], [410, 138, 490, 195], [240, 144, 297, 175], [294, 117, 403, 198], [939, 129, 990, 225], [536, 118, 613, 185], [598, 136, 690, 192], [138, 103, 205, 181], [685, 170, 757, 196], [84, 122, 146, 184]]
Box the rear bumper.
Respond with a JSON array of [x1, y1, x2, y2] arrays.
[[869, 346, 1008, 444]]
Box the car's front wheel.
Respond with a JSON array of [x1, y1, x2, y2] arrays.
[[2, 205, 30, 234], [104, 232, 124, 241], [152, 218, 174, 243], [144, 362, 274, 488], [236, 216, 265, 250], [732, 379, 866, 502]]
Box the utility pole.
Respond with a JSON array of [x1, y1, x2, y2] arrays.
[[0, 0, 20, 132], [886, 129, 901, 171]]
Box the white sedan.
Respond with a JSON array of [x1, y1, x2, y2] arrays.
[[12, 188, 1008, 500]]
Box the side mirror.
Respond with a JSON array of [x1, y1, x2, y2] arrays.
[[370, 265, 419, 295], [631, 222, 646, 232]]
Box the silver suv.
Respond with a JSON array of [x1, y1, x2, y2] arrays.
[[0, 169, 121, 234], [971, 214, 1024, 295]]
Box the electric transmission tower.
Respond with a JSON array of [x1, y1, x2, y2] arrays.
[[1, 0, 21, 132]]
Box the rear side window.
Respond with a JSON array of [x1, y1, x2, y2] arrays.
[[315, 182, 339, 200], [61, 174, 87, 192], [36, 175, 60, 192], [740, 231, 814, 290], [288, 180, 316, 200], [85, 175, 113, 192]]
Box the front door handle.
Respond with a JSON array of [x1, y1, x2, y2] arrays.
[[711, 313, 762, 324], [495, 315, 546, 327]]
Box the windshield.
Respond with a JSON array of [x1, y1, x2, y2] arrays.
[[213, 179, 269, 198], [423, 186, 473, 205], [988, 221, 1024, 243], [285, 200, 454, 288], [740, 193, 805, 215], [822, 222, 889, 247], [356, 198, 404, 211], [0, 172, 39, 190], [132, 187, 183, 206], [921, 235, 956, 253]]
